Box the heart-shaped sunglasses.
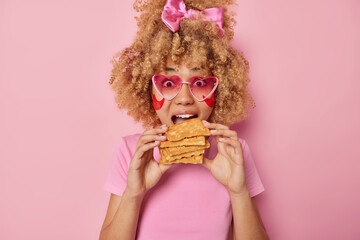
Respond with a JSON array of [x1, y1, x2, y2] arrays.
[[152, 75, 218, 102]]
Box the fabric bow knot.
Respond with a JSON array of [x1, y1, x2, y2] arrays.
[[161, 0, 225, 35]]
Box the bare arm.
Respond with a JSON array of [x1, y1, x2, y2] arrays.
[[99, 192, 144, 240], [201, 121, 269, 239], [230, 190, 269, 240], [99, 125, 170, 240]]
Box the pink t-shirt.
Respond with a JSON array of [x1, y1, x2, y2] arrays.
[[104, 133, 265, 240]]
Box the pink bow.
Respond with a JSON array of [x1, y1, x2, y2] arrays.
[[161, 0, 225, 35]]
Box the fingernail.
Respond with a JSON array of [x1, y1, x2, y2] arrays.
[[219, 138, 225, 142], [210, 130, 216, 134], [160, 136, 167, 140], [202, 120, 209, 125], [154, 141, 160, 144]]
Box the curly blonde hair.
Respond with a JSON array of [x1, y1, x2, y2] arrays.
[[109, 0, 255, 129]]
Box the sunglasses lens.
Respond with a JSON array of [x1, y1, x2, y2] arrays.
[[153, 75, 181, 100], [189, 77, 218, 101]]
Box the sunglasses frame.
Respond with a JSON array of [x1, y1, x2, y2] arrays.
[[152, 74, 219, 102]]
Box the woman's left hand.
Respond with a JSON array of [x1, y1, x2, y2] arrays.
[[201, 120, 248, 196]]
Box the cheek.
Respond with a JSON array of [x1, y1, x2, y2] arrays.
[[153, 94, 164, 110], [204, 92, 215, 108]]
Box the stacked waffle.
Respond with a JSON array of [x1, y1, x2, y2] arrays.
[[159, 118, 211, 164]]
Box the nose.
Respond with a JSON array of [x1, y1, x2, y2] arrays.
[[174, 84, 194, 105]]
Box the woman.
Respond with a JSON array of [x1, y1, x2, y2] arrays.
[[100, 0, 269, 239]]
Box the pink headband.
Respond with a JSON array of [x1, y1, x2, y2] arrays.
[[161, 0, 225, 35]]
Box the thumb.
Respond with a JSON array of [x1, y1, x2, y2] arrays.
[[159, 163, 172, 175], [202, 157, 213, 171]]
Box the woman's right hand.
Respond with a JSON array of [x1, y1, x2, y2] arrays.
[[124, 124, 171, 199]]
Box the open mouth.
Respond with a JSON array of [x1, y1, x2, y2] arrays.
[[171, 114, 198, 125]]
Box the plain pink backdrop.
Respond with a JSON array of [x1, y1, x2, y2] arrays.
[[1, 0, 359, 239]]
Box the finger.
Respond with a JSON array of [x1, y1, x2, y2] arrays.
[[142, 125, 168, 136], [130, 144, 155, 170], [136, 135, 166, 151], [201, 157, 213, 172], [210, 129, 238, 140], [139, 134, 167, 144], [134, 141, 160, 160], [218, 138, 244, 164], [218, 137, 242, 150], [202, 120, 229, 130]]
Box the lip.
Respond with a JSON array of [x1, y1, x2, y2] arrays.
[[170, 110, 199, 125]]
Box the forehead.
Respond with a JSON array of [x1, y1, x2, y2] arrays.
[[165, 57, 208, 72]]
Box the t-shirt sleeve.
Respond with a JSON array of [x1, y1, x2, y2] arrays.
[[103, 137, 131, 196], [241, 139, 265, 198]]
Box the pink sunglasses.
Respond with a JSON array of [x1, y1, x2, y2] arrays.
[[152, 75, 218, 102]]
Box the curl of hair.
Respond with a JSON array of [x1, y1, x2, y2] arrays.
[[109, 0, 255, 129]]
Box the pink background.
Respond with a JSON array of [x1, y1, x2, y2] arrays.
[[1, 0, 359, 239]]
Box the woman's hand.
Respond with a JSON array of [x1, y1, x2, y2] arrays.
[[125, 125, 171, 199], [201, 120, 248, 196]]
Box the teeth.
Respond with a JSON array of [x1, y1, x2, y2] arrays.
[[175, 114, 195, 118]]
